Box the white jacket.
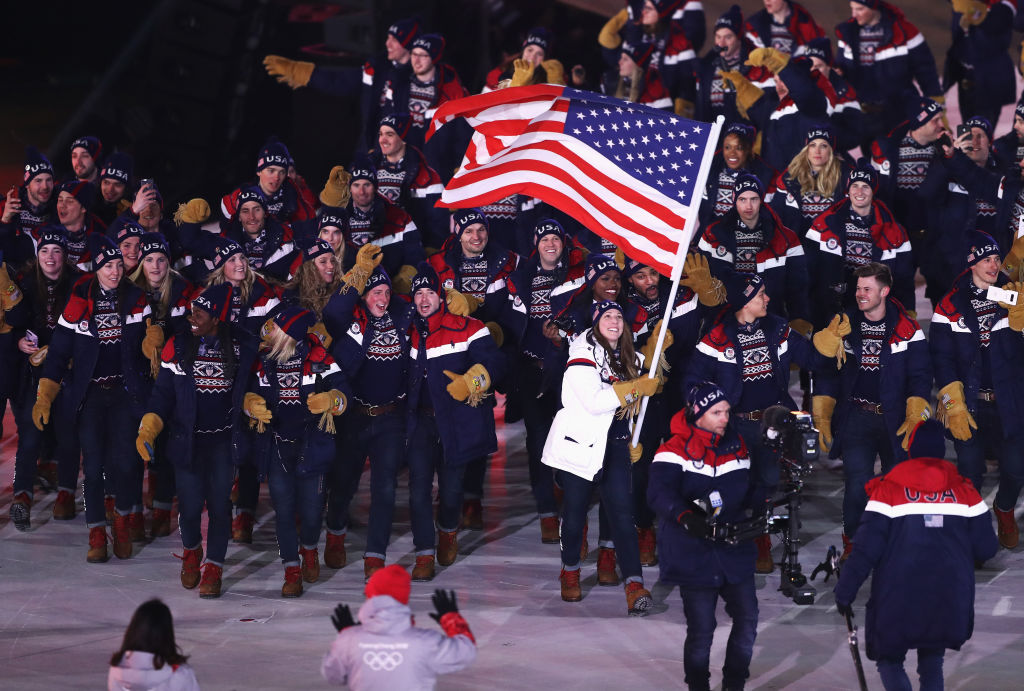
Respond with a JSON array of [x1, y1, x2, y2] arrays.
[[542, 330, 642, 481], [107, 651, 199, 691]]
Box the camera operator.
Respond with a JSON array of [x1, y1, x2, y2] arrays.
[[647, 381, 757, 691], [811, 262, 932, 560], [687, 271, 845, 572]]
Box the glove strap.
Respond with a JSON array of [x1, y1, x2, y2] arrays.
[[438, 612, 475, 643]]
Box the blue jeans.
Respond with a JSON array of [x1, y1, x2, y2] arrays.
[[267, 439, 326, 565], [876, 647, 944, 691], [149, 429, 177, 510], [407, 413, 469, 551], [953, 400, 1024, 512], [463, 456, 487, 501], [326, 410, 405, 558], [174, 434, 234, 564], [78, 385, 139, 527], [839, 407, 898, 537], [557, 438, 641, 580], [234, 462, 260, 516], [735, 418, 781, 514], [680, 576, 759, 691], [520, 363, 558, 516]]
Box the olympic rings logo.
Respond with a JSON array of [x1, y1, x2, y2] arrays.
[[363, 651, 404, 671]]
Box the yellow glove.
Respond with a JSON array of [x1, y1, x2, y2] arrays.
[[32, 378, 61, 431], [172, 198, 210, 226], [320, 166, 351, 207], [811, 395, 835, 451], [142, 318, 165, 379], [1020, 41, 1024, 78], [445, 364, 492, 407], [612, 376, 660, 418], [996, 281, 1024, 331], [340, 243, 383, 294], [29, 345, 48, 367], [674, 98, 695, 119], [510, 58, 536, 88], [640, 321, 674, 380], [136, 413, 164, 462], [746, 47, 790, 75], [598, 8, 629, 50], [680, 252, 725, 306], [446, 288, 472, 316], [0, 264, 23, 311], [936, 381, 977, 442], [307, 389, 347, 415], [485, 321, 504, 348], [721, 71, 763, 119], [629, 441, 644, 464], [788, 318, 813, 338], [540, 59, 566, 86], [244, 392, 273, 432], [953, 0, 988, 29], [262, 54, 315, 89], [391, 264, 418, 295], [896, 396, 932, 451], [812, 314, 852, 367]]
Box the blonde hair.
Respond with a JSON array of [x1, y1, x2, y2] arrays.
[[285, 254, 342, 319], [787, 143, 842, 198], [615, 65, 644, 104], [130, 262, 183, 321], [267, 325, 298, 363], [206, 262, 255, 304]]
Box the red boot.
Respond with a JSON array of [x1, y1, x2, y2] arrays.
[[560, 567, 582, 602], [324, 533, 346, 568], [995, 507, 1019, 549], [637, 527, 657, 566], [282, 565, 303, 597], [112, 514, 133, 559], [178, 547, 203, 589], [300, 547, 320, 583], [199, 563, 222, 598], [597, 547, 619, 586], [87, 526, 109, 563], [232, 512, 254, 544], [52, 489, 76, 520], [755, 534, 774, 573]]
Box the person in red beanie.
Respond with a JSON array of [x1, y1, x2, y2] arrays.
[[321, 565, 477, 689]]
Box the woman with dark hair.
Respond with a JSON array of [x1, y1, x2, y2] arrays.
[[699, 122, 776, 226], [108, 598, 199, 690], [543, 300, 659, 616]]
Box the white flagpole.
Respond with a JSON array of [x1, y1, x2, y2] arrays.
[[630, 115, 725, 447]]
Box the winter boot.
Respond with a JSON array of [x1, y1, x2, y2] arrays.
[[178, 547, 203, 589], [52, 489, 76, 520], [199, 563, 222, 598], [112, 514, 133, 559], [437, 529, 458, 566], [232, 512, 254, 544], [364, 556, 386, 582], [104, 496, 116, 524], [461, 499, 483, 530], [540, 516, 560, 544], [9, 492, 30, 532], [995, 507, 1020, 549], [128, 511, 146, 542], [300, 547, 320, 583], [637, 527, 657, 566], [281, 565, 304, 597], [597, 547, 619, 586], [840, 534, 854, 563], [229, 477, 239, 504], [411, 555, 436, 582], [560, 567, 582, 602], [150, 508, 172, 538], [755, 534, 774, 573], [324, 533, 346, 568], [625, 581, 653, 616], [87, 526, 110, 563]]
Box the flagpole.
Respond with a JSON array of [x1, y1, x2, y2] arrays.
[[631, 115, 725, 448]]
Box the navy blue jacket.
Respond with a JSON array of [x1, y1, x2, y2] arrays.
[[11, 266, 80, 404], [699, 155, 777, 227], [944, 0, 1017, 116], [834, 457, 998, 660], [0, 263, 30, 401], [648, 410, 755, 588], [814, 300, 931, 459]]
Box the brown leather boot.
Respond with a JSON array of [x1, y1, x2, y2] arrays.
[[281, 565, 303, 597], [625, 581, 652, 616], [540, 516, 560, 544], [52, 490, 76, 520], [437, 530, 458, 566], [128, 511, 146, 542], [87, 526, 109, 563], [461, 499, 483, 530], [596, 547, 619, 586], [104, 496, 116, 525], [150, 508, 172, 538], [9, 492, 30, 532], [560, 567, 582, 602], [232, 512, 254, 544], [755, 534, 774, 573], [637, 527, 657, 566], [324, 532, 346, 568], [411, 555, 435, 582], [364, 556, 386, 582], [300, 547, 320, 583], [112, 514, 133, 559], [995, 507, 1020, 549], [199, 563, 223, 598], [178, 547, 203, 589]]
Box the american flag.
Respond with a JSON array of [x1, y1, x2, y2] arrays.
[[427, 84, 720, 277]]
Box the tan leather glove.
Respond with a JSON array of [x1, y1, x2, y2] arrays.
[[812, 314, 852, 368], [510, 58, 536, 88], [936, 381, 977, 442], [320, 166, 352, 207], [391, 264, 418, 295], [629, 441, 644, 464], [674, 98, 695, 119], [598, 8, 629, 50], [29, 345, 48, 367], [446, 289, 472, 316], [953, 0, 988, 30], [540, 59, 566, 86], [896, 396, 932, 451], [996, 281, 1024, 331], [680, 252, 725, 306], [32, 378, 61, 431], [263, 55, 315, 89], [307, 389, 347, 415], [173, 198, 210, 226], [612, 376, 660, 418], [136, 413, 164, 462], [640, 320, 674, 380], [142, 318, 165, 379], [485, 321, 504, 348], [244, 392, 273, 432], [721, 71, 763, 119], [811, 395, 836, 451], [444, 364, 491, 407], [746, 47, 790, 74], [0, 264, 23, 311], [340, 243, 383, 295]]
